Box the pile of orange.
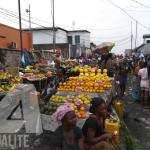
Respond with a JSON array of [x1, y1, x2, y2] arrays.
[[57, 68, 112, 93], [70, 104, 87, 119], [77, 107, 87, 119]]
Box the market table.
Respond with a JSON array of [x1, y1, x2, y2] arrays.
[[41, 87, 114, 132], [56, 89, 113, 105]]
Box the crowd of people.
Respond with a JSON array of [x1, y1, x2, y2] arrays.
[[42, 52, 150, 150]]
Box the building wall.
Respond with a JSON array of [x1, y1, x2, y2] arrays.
[[0, 24, 32, 50], [32, 29, 67, 45], [125, 49, 131, 56], [67, 32, 90, 48], [0, 48, 41, 68]]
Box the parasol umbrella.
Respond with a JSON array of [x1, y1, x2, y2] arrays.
[[96, 42, 115, 53]]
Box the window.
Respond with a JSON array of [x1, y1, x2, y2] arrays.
[[68, 36, 72, 44], [75, 35, 80, 44]]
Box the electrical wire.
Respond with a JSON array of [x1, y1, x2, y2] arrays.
[[126, 9, 150, 12], [91, 33, 131, 39], [113, 36, 131, 43], [0, 7, 130, 32], [0, 11, 68, 41], [0, 9, 132, 43], [0, 10, 93, 44], [130, 0, 150, 9], [115, 40, 131, 46], [0, 6, 137, 47], [107, 0, 150, 30]]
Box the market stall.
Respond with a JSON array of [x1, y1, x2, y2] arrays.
[[40, 65, 116, 132], [20, 64, 55, 91]]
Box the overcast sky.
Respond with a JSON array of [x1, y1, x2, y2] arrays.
[[1, 0, 150, 54]]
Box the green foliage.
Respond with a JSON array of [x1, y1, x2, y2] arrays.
[[121, 120, 139, 150]]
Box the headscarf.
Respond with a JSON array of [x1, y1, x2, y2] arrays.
[[52, 104, 74, 125]]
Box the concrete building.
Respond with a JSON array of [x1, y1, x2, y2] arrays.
[[67, 30, 90, 58], [24, 27, 91, 58], [0, 23, 32, 50], [134, 34, 150, 56], [124, 49, 132, 57]]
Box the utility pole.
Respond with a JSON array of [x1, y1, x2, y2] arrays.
[[131, 21, 133, 51], [135, 21, 138, 48], [52, 0, 56, 53], [26, 5, 31, 30], [18, 0, 23, 51]]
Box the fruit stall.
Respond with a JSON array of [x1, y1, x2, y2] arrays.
[[40, 66, 116, 131], [0, 72, 22, 97], [19, 64, 55, 91]]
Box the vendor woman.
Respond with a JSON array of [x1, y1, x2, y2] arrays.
[[82, 97, 115, 150], [54, 67, 67, 89], [50, 104, 84, 150]]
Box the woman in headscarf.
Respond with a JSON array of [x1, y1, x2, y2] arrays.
[[82, 97, 117, 150], [51, 104, 84, 150]]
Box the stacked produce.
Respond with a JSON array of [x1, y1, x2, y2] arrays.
[[49, 94, 92, 119], [70, 104, 87, 119], [40, 102, 59, 115], [50, 94, 91, 105], [20, 65, 54, 79], [61, 59, 79, 68], [0, 72, 22, 92], [58, 66, 112, 93]]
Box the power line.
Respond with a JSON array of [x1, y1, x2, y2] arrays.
[[0, 10, 92, 43], [0, 7, 134, 45], [130, 0, 150, 9], [0, 9, 131, 43], [115, 39, 131, 46], [107, 0, 150, 30], [113, 36, 131, 43], [126, 9, 150, 12], [91, 33, 131, 39], [0, 7, 130, 32]]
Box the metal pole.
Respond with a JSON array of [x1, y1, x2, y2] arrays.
[[29, 5, 31, 29], [131, 21, 133, 51], [52, 0, 55, 53], [18, 0, 23, 50], [135, 21, 138, 48]]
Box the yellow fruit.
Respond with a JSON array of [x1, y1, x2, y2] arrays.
[[90, 73, 95, 77], [97, 69, 102, 73], [80, 73, 84, 76], [79, 69, 83, 73], [84, 69, 88, 73], [91, 69, 95, 73], [103, 73, 107, 76], [75, 109, 78, 113], [73, 105, 78, 110], [59, 82, 63, 86], [103, 69, 107, 73]]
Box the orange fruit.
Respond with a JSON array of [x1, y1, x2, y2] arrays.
[[78, 113, 82, 118], [80, 107, 85, 111], [81, 114, 86, 118], [80, 111, 85, 116]]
